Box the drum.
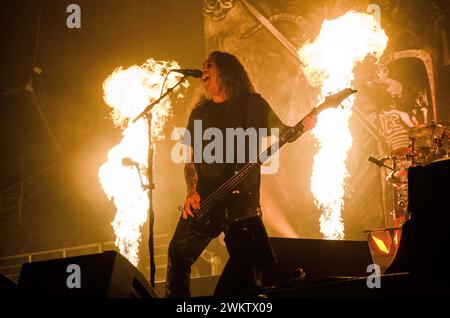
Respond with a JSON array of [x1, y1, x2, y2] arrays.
[[385, 158, 409, 189], [408, 121, 450, 164], [379, 122, 449, 228]]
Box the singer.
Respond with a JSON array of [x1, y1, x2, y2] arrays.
[[165, 51, 317, 297]]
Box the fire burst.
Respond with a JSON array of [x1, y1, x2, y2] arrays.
[[298, 11, 388, 239], [99, 59, 188, 266]]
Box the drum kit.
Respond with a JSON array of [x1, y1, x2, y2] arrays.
[[382, 121, 450, 225]]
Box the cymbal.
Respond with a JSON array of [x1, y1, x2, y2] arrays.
[[409, 124, 432, 138], [409, 122, 450, 138], [391, 146, 430, 158]]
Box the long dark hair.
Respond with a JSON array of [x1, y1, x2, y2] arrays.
[[191, 51, 256, 109], [209, 51, 255, 100]]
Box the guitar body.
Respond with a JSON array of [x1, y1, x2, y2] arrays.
[[188, 205, 227, 238], [188, 185, 239, 237]]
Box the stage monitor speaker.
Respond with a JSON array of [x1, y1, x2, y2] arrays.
[[386, 158, 450, 277], [262, 238, 373, 286], [18, 250, 159, 298], [215, 237, 373, 295]]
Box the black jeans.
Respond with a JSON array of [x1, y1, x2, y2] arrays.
[[165, 206, 274, 298]]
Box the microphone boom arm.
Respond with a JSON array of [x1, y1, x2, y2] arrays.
[[133, 77, 187, 123]]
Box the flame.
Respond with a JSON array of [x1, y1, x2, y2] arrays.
[[99, 59, 188, 266], [298, 11, 388, 239]]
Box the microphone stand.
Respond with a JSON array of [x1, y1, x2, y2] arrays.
[[133, 77, 187, 287]]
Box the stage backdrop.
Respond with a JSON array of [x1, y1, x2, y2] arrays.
[[201, 0, 443, 240]]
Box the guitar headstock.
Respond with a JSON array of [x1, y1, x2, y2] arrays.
[[311, 88, 357, 115]]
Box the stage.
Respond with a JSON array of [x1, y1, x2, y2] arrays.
[[1, 0, 450, 300]]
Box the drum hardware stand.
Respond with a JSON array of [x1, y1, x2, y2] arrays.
[[133, 77, 187, 287], [368, 155, 393, 170], [408, 138, 416, 165], [443, 131, 450, 157]]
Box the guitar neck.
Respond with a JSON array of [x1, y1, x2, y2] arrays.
[[225, 97, 346, 191], [230, 120, 305, 188]]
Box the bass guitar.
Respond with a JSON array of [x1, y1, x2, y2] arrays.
[[180, 88, 357, 237]]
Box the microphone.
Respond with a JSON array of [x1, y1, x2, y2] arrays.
[[170, 69, 202, 78], [122, 158, 139, 167]]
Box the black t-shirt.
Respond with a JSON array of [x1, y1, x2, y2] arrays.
[[182, 92, 289, 208]]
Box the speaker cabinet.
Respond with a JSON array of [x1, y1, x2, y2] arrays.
[[215, 237, 373, 295], [262, 238, 373, 286], [18, 250, 159, 298]]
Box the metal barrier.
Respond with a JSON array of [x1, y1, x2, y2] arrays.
[[0, 233, 222, 283]]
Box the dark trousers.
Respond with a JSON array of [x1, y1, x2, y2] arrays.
[[165, 207, 274, 298]]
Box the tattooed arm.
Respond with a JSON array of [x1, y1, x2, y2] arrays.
[[183, 146, 200, 219]]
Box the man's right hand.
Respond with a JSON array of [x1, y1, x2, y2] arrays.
[[183, 191, 201, 219]]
